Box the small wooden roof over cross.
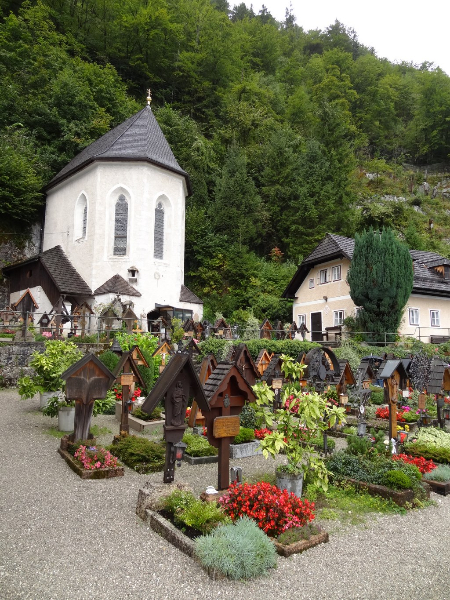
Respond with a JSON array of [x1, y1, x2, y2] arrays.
[[113, 350, 145, 388], [61, 353, 116, 400], [379, 360, 408, 389], [255, 349, 273, 376], [427, 357, 450, 394], [141, 353, 209, 416]]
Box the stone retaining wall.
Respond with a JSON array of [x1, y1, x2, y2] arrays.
[[0, 342, 109, 387]]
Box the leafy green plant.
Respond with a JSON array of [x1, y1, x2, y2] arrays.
[[18, 340, 82, 398], [92, 390, 116, 416], [182, 433, 218, 457], [233, 427, 255, 444], [423, 464, 450, 482], [369, 386, 385, 405], [253, 355, 346, 491], [194, 516, 277, 580], [42, 392, 74, 418], [107, 435, 165, 473], [163, 489, 230, 535]]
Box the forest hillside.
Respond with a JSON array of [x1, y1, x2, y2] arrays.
[[1, 1, 450, 320]]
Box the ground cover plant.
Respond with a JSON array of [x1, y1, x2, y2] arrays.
[[107, 434, 165, 473], [233, 427, 255, 444], [276, 523, 322, 544], [305, 483, 407, 527], [423, 464, 450, 482], [132, 406, 163, 421], [182, 432, 218, 457], [194, 516, 277, 581], [405, 427, 450, 463], [66, 439, 119, 470]]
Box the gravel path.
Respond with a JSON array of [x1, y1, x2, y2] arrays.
[[1, 388, 449, 600]]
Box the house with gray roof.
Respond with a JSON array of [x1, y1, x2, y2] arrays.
[[283, 233, 450, 343], [3, 99, 203, 330]]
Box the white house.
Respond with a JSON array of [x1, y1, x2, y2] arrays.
[[3, 102, 203, 330], [283, 233, 450, 344]]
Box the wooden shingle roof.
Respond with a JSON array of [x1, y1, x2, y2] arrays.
[[427, 358, 448, 395], [46, 106, 191, 193]]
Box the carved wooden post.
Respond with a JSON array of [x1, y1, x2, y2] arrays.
[[62, 355, 116, 443], [386, 375, 399, 442], [120, 357, 133, 434]]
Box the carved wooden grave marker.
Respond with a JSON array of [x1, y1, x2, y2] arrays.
[[188, 353, 217, 428], [379, 360, 408, 444], [61, 354, 116, 442], [113, 351, 146, 434], [203, 363, 256, 490], [141, 354, 210, 483]]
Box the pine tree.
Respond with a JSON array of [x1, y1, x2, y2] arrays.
[[347, 228, 413, 342]]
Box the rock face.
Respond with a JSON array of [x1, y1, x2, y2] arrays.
[[136, 481, 193, 520]]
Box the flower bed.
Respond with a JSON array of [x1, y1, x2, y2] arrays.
[[58, 437, 124, 479], [219, 481, 315, 537], [392, 453, 436, 474], [271, 528, 329, 557]]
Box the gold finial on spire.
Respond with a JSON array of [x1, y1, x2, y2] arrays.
[[146, 88, 152, 106]]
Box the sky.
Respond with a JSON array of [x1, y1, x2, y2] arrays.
[[242, 1, 450, 75]]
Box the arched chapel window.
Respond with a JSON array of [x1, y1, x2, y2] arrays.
[[154, 202, 164, 260], [74, 194, 87, 240], [114, 194, 128, 256]]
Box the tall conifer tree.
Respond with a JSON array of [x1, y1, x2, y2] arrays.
[[347, 228, 413, 341]]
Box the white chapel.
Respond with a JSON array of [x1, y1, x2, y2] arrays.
[[4, 97, 203, 330]]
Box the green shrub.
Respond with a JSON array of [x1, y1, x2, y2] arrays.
[[98, 350, 120, 373], [277, 523, 321, 544], [194, 516, 277, 580], [233, 427, 255, 444], [383, 470, 412, 490], [108, 435, 165, 473], [163, 489, 230, 535], [163, 490, 196, 515], [182, 433, 218, 457], [424, 464, 450, 482], [346, 434, 373, 456], [92, 390, 116, 415], [370, 387, 385, 405], [343, 426, 357, 435], [239, 404, 257, 429], [404, 442, 450, 464], [132, 406, 163, 421]]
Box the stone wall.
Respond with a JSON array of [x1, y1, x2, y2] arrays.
[[0, 342, 109, 387]]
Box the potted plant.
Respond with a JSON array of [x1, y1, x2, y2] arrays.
[[17, 340, 82, 409], [253, 355, 346, 495], [42, 391, 75, 432]]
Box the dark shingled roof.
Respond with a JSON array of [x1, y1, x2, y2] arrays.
[[39, 246, 92, 296], [179, 284, 203, 304], [203, 363, 234, 401], [46, 106, 191, 193], [94, 274, 141, 297], [284, 233, 450, 299], [3, 245, 93, 297]]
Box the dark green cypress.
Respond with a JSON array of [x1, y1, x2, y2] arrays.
[[347, 228, 414, 342]]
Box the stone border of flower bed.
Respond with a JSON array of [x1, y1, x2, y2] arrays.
[[115, 402, 164, 433], [345, 478, 430, 507], [423, 479, 450, 496], [271, 530, 329, 557], [57, 447, 125, 479], [229, 440, 262, 459], [183, 454, 218, 465]]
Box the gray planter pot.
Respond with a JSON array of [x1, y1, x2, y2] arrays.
[[276, 469, 303, 497], [58, 406, 75, 432], [40, 391, 60, 410]]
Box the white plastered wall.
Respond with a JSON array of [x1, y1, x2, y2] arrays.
[[43, 160, 202, 318]]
